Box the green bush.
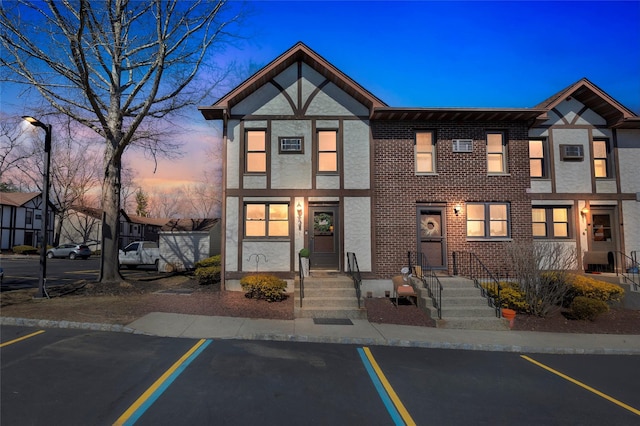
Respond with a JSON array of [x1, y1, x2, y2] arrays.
[[240, 274, 287, 302], [299, 248, 310, 258], [195, 255, 221, 269], [567, 274, 624, 303], [12, 245, 38, 255], [569, 296, 609, 321], [194, 265, 221, 285], [483, 281, 531, 314]]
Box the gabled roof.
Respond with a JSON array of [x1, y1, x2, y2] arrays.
[[199, 42, 387, 120], [128, 215, 170, 227], [0, 192, 40, 207], [69, 205, 103, 219], [161, 218, 220, 232], [534, 78, 637, 127]]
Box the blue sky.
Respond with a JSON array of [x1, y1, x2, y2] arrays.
[[4, 1, 639, 191], [240, 1, 639, 112]]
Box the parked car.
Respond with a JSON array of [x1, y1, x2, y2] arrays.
[[46, 243, 91, 260], [119, 241, 160, 270]]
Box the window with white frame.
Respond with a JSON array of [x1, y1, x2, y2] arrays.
[[593, 139, 610, 178], [486, 131, 507, 174], [466, 203, 510, 238], [532, 206, 570, 238], [317, 130, 338, 173], [245, 203, 289, 237], [529, 139, 548, 178], [415, 131, 436, 173], [246, 130, 267, 173]]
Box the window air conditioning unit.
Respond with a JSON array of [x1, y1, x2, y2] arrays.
[[560, 144, 584, 161], [452, 139, 473, 153]]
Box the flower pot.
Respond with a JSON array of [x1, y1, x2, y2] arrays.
[[502, 308, 516, 329]]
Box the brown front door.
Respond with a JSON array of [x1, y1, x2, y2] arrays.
[[418, 207, 446, 269], [309, 205, 340, 270], [590, 208, 618, 254]]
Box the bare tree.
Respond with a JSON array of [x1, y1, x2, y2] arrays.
[[148, 187, 183, 218], [504, 241, 578, 317], [0, 116, 37, 189], [1, 1, 244, 283]]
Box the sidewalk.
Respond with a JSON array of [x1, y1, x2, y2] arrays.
[[4, 313, 638, 355]]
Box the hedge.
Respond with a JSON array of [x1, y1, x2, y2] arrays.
[[240, 274, 287, 302]]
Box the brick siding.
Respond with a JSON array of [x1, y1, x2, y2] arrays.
[[372, 120, 533, 278]]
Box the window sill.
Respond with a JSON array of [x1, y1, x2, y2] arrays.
[[487, 173, 511, 177], [243, 237, 290, 242], [415, 172, 438, 176]]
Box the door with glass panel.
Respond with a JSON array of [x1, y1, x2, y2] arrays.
[[418, 208, 446, 269], [309, 205, 340, 270], [590, 209, 617, 254]]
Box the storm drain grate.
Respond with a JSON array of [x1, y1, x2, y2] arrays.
[[313, 318, 353, 325], [155, 289, 194, 295]]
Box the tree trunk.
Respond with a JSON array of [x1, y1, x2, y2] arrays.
[[99, 144, 123, 283]]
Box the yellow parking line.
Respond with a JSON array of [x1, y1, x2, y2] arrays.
[[521, 355, 640, 416], [362, 347, 416, 426], [0, 330, 46, 348]]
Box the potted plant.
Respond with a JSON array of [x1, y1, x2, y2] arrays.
[[299, 248, 310, 277]]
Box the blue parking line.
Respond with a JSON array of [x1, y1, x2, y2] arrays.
[[357, 347, 404, 426]]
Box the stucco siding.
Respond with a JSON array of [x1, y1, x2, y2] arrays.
[[595, 179, 617, 193], [530, 180, 552, 193], [622, 200, 640, 254], [344, 197, 372, 272], [552, 129, 591, 193], [242, 240, 290, 272], [316, 175, 340, 189], [273, 64, 298, 105], [227, 121, 240, 189], [618, 130, 640, 193], [233, 82, 294, 116], [225, 197, 239, 272], [271, 120, 312, 189], [159, 233, 210, 272], [343, 120, 370, 189]]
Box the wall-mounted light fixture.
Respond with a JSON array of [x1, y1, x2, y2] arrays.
[[296, 202, 303, 230], [453, 204, 462, 216], [581, 206, 589, 216]]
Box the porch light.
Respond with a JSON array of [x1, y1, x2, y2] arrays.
[[581, 207, 589, 216], [453, 204, 462, 216], [296, 202, 303, 230]]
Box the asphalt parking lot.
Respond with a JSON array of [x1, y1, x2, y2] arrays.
[[2, 326, 639, 425]]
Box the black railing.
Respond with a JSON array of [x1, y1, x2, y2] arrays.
[[347, 252, 362, 308], [298, 254, 305, 308], [613, 250, 639, 291], [452, 251, 502, 317], [407, 251, 442, 319]]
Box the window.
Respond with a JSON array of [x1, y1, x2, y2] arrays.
[[318, 130, 337, 172], [529, 139, 547, 178], [26, 210, 33, 225], [279, 137, 303, 154], [467, 203, 510, 238], [245, 203, 289, 237], [593, 139, 609, 178], [532, 207, 570, 238], [415, 131, 436, 173], [560, 144, 584, 161], [486, 132, 507, 173], [246, 130, 266, 173]]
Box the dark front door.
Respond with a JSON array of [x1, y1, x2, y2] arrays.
[[418, 208, 446, 269], [309, 205, 340, 270]]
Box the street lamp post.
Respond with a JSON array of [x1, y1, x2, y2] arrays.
[[23, 116, 52, 299]]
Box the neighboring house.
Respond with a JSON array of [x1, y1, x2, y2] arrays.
[[158, 218, 221, 272], [528, 79, 640, 272], [60, 206, 167, 250], [0, 192, 55, 251], [199, 42, 639, 290]]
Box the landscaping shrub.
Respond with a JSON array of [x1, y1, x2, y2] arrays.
[[569, 296, 609, 321], [482, 281, 531, 314], [240, 274, 287, 302], [194, 255, 221, 269], [566, 274, 624, 303], [12, 245, 38, 255], [194, 265, 221, 285]]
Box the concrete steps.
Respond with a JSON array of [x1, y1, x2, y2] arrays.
[[294, 273, 367, 319], [419, 276, 509, 331]]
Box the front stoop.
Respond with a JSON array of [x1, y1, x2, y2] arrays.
[[294, 273, 367, 319], [418, 276, 509, 331]]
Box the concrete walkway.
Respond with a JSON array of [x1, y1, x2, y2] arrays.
[[4, 313, 638, 355]]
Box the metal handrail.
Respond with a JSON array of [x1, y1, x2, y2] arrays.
[[613, 250, 639, 291], [408, 251, 442, 319], [452, 251, 502, 317], [298, 254, 305, 308], [346, 252, 362, 308]]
